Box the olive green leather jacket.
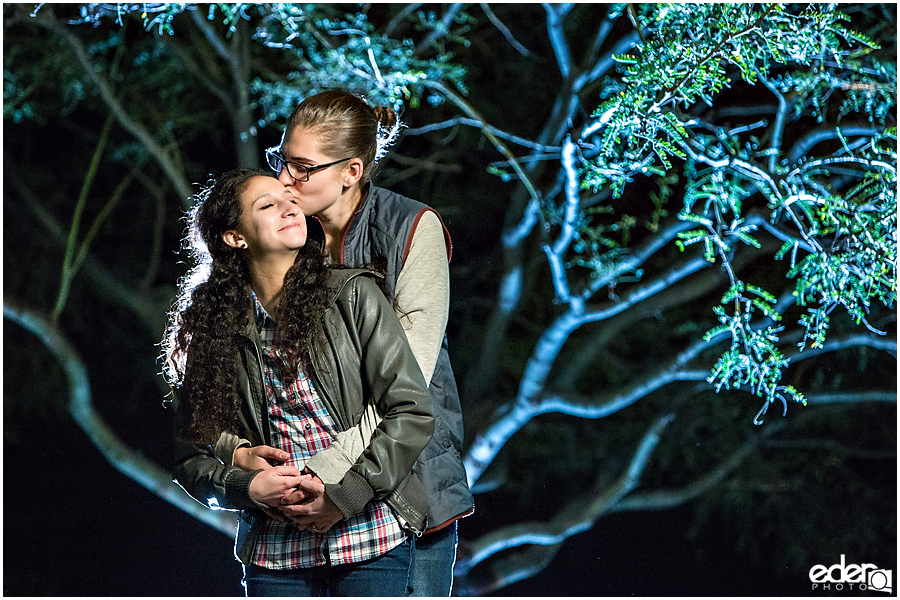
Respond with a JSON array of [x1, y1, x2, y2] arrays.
[[172, 269, 434, 563]]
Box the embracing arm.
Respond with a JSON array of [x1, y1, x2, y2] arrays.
[[172, 396, 301, 512], [316, 276, 434, 519]]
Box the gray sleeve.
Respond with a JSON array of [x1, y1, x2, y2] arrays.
[[304, 403, 382, 484], [214, 431, 251, 466], [394, 210, 450, 383]]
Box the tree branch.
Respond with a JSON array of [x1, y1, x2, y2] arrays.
[[3, 299, 238, 537], [189, 11, 256, 166], [52, 113, 115, 323], [757, 70, 788, 174], [35, 8, 193, 204], [465, 254, 712, 485], [384, 3, 421, 37], [480, 3, 532, 56], [543, 3, 574, 79], [609, 430, 770, 513], [458, 413, 674, 584], [460, 9, 639, 400], [466, 385, 895, 594], [787, 125, 881, 165], [414, 3, 464, 55], [543, 136, 582, 302], [405, 117, 560, 153], [7, 161, 164, 335]]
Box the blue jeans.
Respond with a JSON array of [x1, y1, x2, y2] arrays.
[[243, 537, 415, 597], [409, 522, 458, 597]]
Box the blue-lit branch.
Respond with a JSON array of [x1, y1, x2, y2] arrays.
[[464, 257, 714, 485], [405, 117, 562, 153], [465, 308, 895, 486], [611, 389, 897, 515], [466, 381, 896, 594], [543, 136, 582, 303], [480, 3, 532, 57], [459, 413, 675, 575], [3, 300, 238, 537], [461, 6, 643, 400], [34, 8, 194, 205]]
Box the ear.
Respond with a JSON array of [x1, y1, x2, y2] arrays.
[[342, 158, 364, 187], [222, 230, 248, 250]]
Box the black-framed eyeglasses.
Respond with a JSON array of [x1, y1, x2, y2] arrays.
[[265, 147, 353, 182]]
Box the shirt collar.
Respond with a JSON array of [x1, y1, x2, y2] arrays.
[[251, 289, 274, 330]]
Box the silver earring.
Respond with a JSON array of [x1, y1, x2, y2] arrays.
[[240, 243, 247, 249]]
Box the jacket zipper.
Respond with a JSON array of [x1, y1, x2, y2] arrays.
[[240, 331, 272, 445]]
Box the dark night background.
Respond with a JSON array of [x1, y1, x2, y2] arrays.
[[4, 420, 819, 596], [3, 3, 897, 597]]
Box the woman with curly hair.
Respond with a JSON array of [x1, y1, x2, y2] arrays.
[[162, 168, 434, 596]]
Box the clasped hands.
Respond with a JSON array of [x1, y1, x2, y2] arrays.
[[239, 445, 343, 533]]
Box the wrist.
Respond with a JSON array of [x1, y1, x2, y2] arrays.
[[225, 467, 264, 510], [232, 443, 251, 469]]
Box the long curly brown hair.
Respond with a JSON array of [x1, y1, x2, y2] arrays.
[[162, 168, 332, 444]]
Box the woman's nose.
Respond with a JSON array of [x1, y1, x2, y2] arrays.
[[276, 167, 295, 186]]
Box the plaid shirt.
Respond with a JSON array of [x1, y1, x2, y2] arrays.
[[249, 292, 407, 569]]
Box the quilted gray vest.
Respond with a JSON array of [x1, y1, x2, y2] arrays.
[[319, 184, 474, 532]]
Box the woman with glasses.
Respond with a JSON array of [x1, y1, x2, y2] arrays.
[[222, 90, 474, 596], [164, 168, 434, 596]]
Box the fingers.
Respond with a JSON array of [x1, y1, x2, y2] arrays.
[[255, 445, 290, 463], [299, 515, 340, 533], [279, 503, 314, 518], [281, 489, 308, 505], [270, 465, 303, 479], [296, 475, 325, 494], [315, 520, 336, 533]]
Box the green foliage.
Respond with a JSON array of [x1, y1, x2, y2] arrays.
[[51, 3, 470, 134], [248, 4, 469, 126], [521, 3, 895, 421], [582, 4, 868, 192]]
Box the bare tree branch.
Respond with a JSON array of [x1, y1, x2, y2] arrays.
[[480, 3, 533, 57], [757, 70, 789, 174], [462, 8, 642, 400], [189, 10, 256, 166], [52, 114, 115, 322], [6, 162, 164, 335], [34, 7, 194, 204], [609, 430, 771, 514], [457, 413, 675, 594], [405, 117, 561, 153], [788, 125, 885, 164], [384, 3, 421, 38], [3, 299, 238, 537], [465, 255, 713, 485], [543, 3, 574, 79], [465, 311, 896, 486]]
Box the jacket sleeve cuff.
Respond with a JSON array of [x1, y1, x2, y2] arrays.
[[325, 470, 375, 519], [305, 444, 356, 485], [214, 431, 251, 466], [224, 468, 264, 510]]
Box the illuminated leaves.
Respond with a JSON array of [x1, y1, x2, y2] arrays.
[[538, 4, 895, 420]]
